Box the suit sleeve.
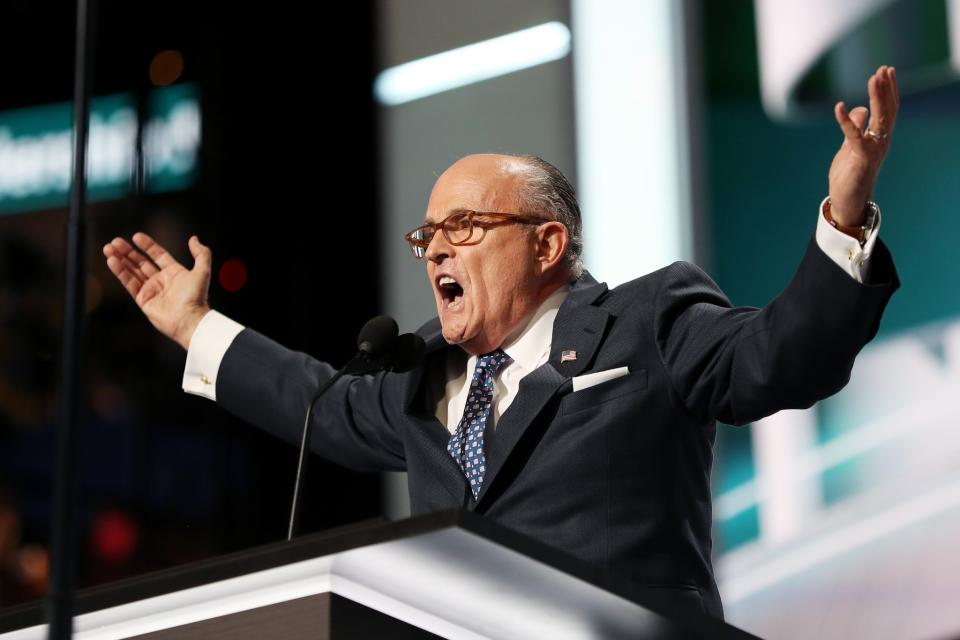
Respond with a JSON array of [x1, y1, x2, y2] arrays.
[[214, 327, 407, 472], [654, 236, 899, 426]]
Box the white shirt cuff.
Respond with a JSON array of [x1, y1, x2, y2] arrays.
[[181, 310, 245, 401], [815, 196, 881, 284]]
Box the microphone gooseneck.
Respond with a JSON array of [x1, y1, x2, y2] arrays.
[[287, 316, 424, 540]]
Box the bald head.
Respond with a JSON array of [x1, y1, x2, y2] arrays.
[[430, 154, 530, 210], [431, 154, 583, 277]]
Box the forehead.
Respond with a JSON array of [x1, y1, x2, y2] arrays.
[[424, 157, 526, 223]]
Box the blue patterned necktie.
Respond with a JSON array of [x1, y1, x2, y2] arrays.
[[447, 349, 510, 498]]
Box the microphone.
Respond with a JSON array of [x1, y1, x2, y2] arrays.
[[357, 315, 398, 360], [287, 316, 425, 540], [347, 316, 425, 375]]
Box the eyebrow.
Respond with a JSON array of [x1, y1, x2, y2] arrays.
[[422, 208, 472, 225]]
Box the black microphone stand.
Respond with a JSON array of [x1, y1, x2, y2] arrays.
[[286, 320, 424, 541], [48, 0, 97, 637], [286, 357, 365, 541]]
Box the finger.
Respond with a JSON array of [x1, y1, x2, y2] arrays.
[[108, 236, 150, 265], [849, 106, 869, 131], [877, 65, 897, 132], [867, 68, 887, 134], [108, 237, 159, 277], [106, 256, 143, 300], [105, 238, 151, 282], [889, 66, 899, 110], [188, 235, 212, 272], [132, 232, 179, 270], [118, 254, 151, 283], [834, 102, 864, 141], [884, 66, 899, 130], [106, 236, 137, 259], [103, 252, 129, 280]]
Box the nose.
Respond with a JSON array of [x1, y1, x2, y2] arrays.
[[425, 229, 453, 264]]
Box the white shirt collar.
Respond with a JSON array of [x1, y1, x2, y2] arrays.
[[499, 284, 570, 372]]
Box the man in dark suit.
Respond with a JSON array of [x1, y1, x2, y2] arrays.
[[103, 67, 900, 618]]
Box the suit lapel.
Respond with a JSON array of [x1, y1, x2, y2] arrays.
[[472, 274, 610, 507], [402, 319, 469, 503], [550, 272, 611, 379], [472, 361, 567, 506]]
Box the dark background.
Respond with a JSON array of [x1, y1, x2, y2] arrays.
[[0, 0, 382, 605]]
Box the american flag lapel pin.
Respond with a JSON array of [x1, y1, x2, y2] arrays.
[[560, 349, 577, 363]]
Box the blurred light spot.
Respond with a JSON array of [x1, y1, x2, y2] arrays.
[[374, 22, 571, 106], [218, 258, 247, 292], [92, 509, 140, 566], [150, 50, 184, 86], [16, 545, 49, 597]]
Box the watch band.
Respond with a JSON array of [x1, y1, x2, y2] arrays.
[[824, 199, 877, 247]]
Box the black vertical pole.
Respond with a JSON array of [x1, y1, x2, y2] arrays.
[[47, 0, 97, 636]]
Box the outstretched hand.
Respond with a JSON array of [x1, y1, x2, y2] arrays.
[[828, 65, 899, 226], [102, 233, 212, 350]]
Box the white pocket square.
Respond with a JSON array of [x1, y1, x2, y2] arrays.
[[572, 366, 630, 393]]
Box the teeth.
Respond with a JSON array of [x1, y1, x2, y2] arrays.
[[439, 275, 462, 310]]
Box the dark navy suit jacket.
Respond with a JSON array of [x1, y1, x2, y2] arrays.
[[215, 237, 898, 619]]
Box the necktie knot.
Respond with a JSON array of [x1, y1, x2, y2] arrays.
[[474, 348, 509, 381]]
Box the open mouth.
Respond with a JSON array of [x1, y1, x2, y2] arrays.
[[437, 275, 465, 309]]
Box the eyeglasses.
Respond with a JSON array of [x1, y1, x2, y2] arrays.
[[404, 209, 548, 258]]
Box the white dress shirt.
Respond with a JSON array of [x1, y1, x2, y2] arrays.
[[182, 202, 881, 419]]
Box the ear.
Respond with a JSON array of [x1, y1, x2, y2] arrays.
[[533, 221, 569, 273]]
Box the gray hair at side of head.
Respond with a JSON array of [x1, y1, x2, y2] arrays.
[[512, 155, 584, 279]]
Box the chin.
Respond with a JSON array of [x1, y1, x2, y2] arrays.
[[442, 325, 489, 354], [439, 320, 468, 345]]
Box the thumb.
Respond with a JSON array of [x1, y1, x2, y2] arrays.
[[188, 235, 212, 271]]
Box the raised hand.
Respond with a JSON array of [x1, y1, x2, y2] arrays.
[[828, 65, 899, 226], [103, 233, 212, 350]]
